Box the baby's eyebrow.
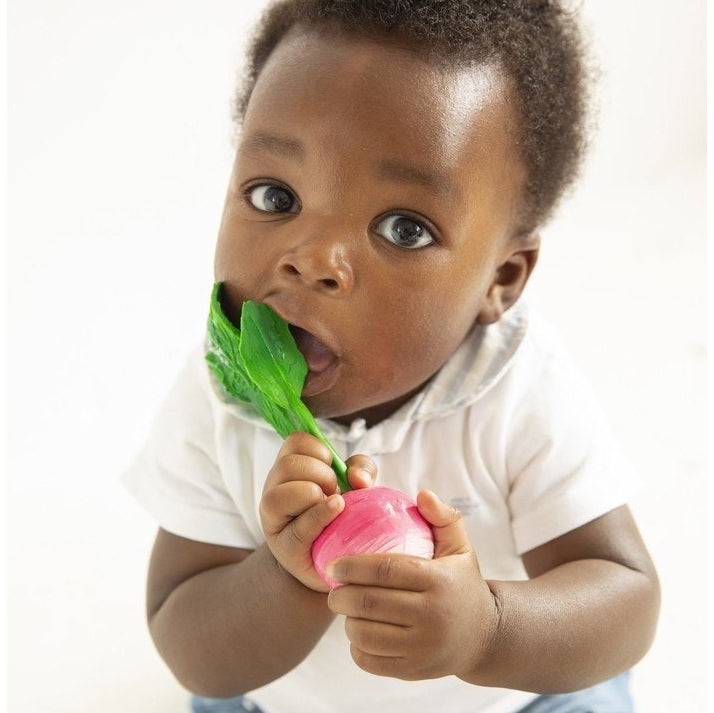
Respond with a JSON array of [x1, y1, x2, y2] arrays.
[[241, 132, 305, 161], [376, 159, 457, 200], [240, 131, 456, 200]]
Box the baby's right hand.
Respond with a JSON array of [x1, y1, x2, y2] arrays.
[[259, 432, 375, 593]]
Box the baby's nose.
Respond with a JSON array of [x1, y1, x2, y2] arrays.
[[277, 239, 354, 296]]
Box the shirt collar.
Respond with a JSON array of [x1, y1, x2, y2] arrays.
[[206, 301, 528, 454]]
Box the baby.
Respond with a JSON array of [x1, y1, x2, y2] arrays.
[[124, 2, 660, 712]]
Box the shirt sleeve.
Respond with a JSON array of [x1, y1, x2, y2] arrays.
[[504, 319, 641, 555], [121, 347, 258, 549]]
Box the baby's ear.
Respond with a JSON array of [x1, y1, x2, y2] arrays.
[[477, 232, 540, 325]]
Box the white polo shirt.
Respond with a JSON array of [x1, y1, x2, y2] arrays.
[[123, 301, 638, 713]]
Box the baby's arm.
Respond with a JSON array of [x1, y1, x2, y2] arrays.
[[474, 505, 660, 692], [146, 433, 372, 698], [147, 532, 331, 697], [327, 498, 659, 692]]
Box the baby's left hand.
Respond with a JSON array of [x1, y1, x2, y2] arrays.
[[326, 490, 499, 681]]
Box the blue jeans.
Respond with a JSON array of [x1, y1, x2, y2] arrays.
[[191, 696, 265, 713], [516, 673, 633, 713], [191, 672, 633, 713]]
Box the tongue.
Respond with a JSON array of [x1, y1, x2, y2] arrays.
[[290, 326, 337, 373]]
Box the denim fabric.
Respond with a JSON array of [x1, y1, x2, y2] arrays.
[[191, 694, 268, 713], [516, 673, 633, 713], [191, 672, 632, 713]]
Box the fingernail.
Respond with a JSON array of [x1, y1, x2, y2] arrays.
[[327, 495, 343, 511], [360, 468, 372, 484]]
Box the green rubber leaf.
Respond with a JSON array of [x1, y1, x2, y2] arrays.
[[239, 301, 308, 410], [205, 282, 349, 491]]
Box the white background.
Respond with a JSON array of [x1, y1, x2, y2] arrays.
[[6, 1, 707, 712]]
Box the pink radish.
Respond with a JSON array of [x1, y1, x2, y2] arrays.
[[311, 486, 435, 588]]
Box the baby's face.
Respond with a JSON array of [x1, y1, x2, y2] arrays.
[[215, 28, 527, 426]]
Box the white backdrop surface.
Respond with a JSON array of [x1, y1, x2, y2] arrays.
[[7, 1, 706, 712]]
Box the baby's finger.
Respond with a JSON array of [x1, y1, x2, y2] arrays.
[[260, 480, 328, 535], [265, 452, 338, 495], [345, 454, 378, 490], [328, 585, 419, 626], [326, 554, 431, 592], [416, 489, 473, 558], [286, 493, 345, 549], [278, 432, 332, 464]]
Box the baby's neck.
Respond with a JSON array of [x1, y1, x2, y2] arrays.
[[329, 379, 430, 429]]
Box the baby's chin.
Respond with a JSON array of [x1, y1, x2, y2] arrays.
[[302, 393, 364, 425], [305, 382, 427, 429]]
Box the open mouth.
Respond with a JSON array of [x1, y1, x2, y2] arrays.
[[289, 324, 341, 397]]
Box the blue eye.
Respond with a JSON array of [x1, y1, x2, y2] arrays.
[[247, 184, 298, 213], [375, 215, 434, 249]]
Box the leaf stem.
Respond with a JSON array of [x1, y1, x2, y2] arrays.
[[291, 398, 351, 492], [319, 434, 350, 492]]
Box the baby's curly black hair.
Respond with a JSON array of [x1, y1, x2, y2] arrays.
[[234, 0, 592, 229]]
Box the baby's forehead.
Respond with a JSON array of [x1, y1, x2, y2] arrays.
[[240, 31, 526, 235], [269, 26, 510, 97], [253, 28, 519, 153]]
